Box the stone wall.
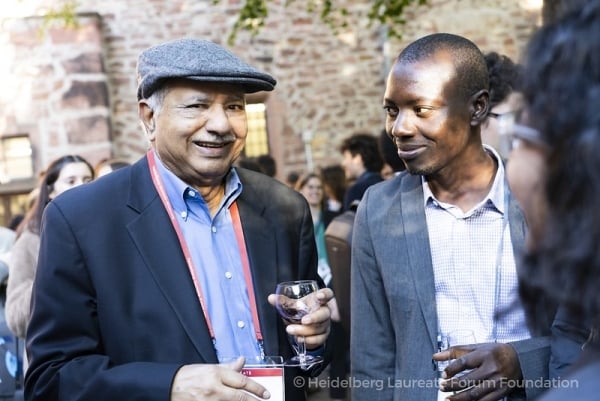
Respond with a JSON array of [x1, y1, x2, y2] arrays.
[[0, 12, 110, 173], [0, 0, 541, 182]]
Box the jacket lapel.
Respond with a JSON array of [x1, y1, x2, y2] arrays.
[[125, 158, 218, 363], [400, 175, 438, 348]]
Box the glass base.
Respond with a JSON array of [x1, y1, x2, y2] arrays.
[[284, 355, 324, 369]]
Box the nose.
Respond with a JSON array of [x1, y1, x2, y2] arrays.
[[389, 111, 412, 138], [204, 104, 231, 134]]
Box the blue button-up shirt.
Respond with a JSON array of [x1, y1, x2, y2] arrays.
[[154, 152, 263, 361]]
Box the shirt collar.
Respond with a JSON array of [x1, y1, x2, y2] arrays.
[[422, 145, 506, 215], [152, 150, 243, 215]]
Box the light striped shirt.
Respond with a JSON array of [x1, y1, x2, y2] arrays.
[[423, 146, 530, 344]]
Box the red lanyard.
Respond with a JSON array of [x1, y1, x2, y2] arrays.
[[147, 150, 263, 343]]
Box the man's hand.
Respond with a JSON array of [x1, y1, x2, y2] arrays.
[[268, 287, 334, 349], [170, 357, 270, 401], [432, 342, 522, 401]]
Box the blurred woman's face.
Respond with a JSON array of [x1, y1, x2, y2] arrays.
[[505, 125, 549, 251], [49, 162, 93, 199], [299, 176, 324, 207]]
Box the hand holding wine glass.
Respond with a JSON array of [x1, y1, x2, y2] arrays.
[[434, 329, 477, 401], [272, 280, 327, 369]]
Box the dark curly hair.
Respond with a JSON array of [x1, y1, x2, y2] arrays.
[[518, 1, 600, 332], [484, 51, 523, 108], [338, 133, 384, 173]]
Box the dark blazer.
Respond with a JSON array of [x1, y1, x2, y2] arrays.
[[350, 172, 550, 401], [342, 171, 382, 211], [539, 343, 600, 400], [25, 156, 327, 401]]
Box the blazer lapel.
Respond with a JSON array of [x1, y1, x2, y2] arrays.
[[126, 158, 218, 363], [400, 175, 438, 348]]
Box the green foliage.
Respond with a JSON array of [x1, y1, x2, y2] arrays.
[[39, 1, 80, 37], [214, 0, 430, 44], [41, 0, 432, 44], [368, 0, 429, 39], [220, 0, 268, 45]]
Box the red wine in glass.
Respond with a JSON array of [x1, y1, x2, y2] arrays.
[[274, 280, 324, 368]]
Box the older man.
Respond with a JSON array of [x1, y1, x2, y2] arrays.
[[25, 38, 332, 401]]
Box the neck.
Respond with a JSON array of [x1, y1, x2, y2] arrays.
[[426, 147, 498, 212], [199, 184, 226, 217], [309, 204, 321, 223]]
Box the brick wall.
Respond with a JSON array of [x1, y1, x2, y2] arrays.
[[0, 0, 540, 182]]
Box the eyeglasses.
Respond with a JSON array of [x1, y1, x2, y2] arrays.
[[490, 110, 548, 153]]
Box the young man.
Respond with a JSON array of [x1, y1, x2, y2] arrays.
[[25, 38, 333, 401], [351, 33, 549, 401], [338, 133, 383, 211]]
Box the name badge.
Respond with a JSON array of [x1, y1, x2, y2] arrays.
[[242, 356, 285, 401]]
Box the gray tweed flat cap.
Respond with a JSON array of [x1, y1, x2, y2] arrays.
[[136, 38, 276, 99]]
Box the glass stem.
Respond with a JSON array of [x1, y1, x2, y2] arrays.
[[297, 336, 307, 368]]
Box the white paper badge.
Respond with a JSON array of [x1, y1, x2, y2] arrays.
[[241, 366, 285, 401]]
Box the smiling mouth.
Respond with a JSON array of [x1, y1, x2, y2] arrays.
[[397, 145, 426, 160], [192, 140, 233, 148]]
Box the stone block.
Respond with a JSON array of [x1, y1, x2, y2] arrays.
[[63, 53, 105, 74], [66, 115, 110, 144], [61, 81, 109, 109]]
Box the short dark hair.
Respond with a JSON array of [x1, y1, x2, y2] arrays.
[[286, 171, 300, 186], [339, 133, 384, 173], [236, 157, 263, 173], [256, 154, 277, 177], [397, 33, 489, 102]]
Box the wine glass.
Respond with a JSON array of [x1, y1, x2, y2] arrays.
[[437, 329, 477, 401], [274, 280, 324, 369]]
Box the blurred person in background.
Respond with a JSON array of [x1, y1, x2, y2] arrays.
[[295, 172, 339, 288], [295, 172, 348, 401], [338, 133, 383, 211], [94, 158, 131, 178], [285, 171, 300, 189], [235, 156, 263, 173], [320, 164, 346, 214], [482, 51, 524, 158], [506, 2, 600, 398], [5, 155, 94, 370], [256, 154, 277, 178]]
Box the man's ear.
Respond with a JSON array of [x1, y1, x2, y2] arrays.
[[138, 101, 156, 140], [469, 89, 490, 126]]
